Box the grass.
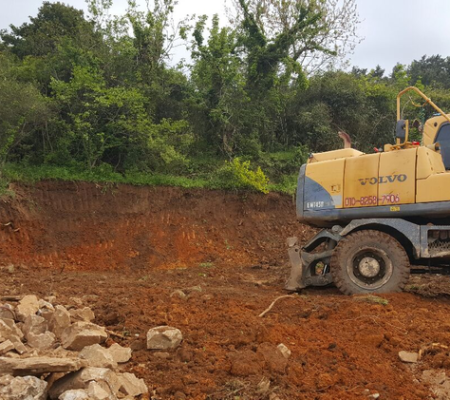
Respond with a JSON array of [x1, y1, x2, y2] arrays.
[[353, 295, 389, 306], [2, 161, 299, 195]]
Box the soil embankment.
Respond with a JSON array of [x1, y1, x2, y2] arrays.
[[0, 181, 309, 270], [1, 182, 450, 399]]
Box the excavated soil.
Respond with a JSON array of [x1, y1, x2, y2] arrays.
[[1, 181, 450, 399]]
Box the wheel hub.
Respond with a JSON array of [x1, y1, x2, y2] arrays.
[[358, 257, 381, 278], [348, 248, 393, 290]]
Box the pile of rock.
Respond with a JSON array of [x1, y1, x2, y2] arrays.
[[0, 294, 148, 400]]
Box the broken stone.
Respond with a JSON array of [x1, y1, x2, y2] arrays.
[[0, 304, 16, 320], [277, 343, 291, 359], [38, 299, 55, 312], [0, 374, 14, 385], [117, 372, 148, 397], [87, 381, 110, 400], [108, 343, 132, 363], [0, 375, 47, 400], [0, 340, 15, 355], [27, 331, 56, 351], [58, 389, 89, 400], [49, 367, 121, 399], [16, 295, 40, 322], [12, 339, 28, 355], [147, 326, 183, 350], [24, 315, 48, 338], [0, 356, 86, 376], [398, 351, 419, 363], [45, 296, 57, 305], [69, 307, 95, 323], [50, 305, 71, 338], [61, 322, 107, 351], [79, 344, 117, 369], [70, 298, 83, 307], [0, 319, 23, 341], [257, 376, 271, 395], [170, 290, 187, 300]]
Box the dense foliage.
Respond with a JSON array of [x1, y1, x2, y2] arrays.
[[0, 0, 449, 193]]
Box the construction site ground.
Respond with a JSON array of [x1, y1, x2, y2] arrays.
[[1, 182, 450, 400]]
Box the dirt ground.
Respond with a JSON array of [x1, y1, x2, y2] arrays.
[[2, 182, 450, 399]]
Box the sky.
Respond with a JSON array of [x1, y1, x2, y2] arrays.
[[1, 0, 450, 74]]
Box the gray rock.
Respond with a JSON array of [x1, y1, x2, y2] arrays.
[[38, 299, 55, 312], [277, 343, 291, 359], [0, 374, 14, 386], [108, 343, 132, 363], [398, 351, 419, 363], [69, 308, 95, 323], [50, 306, 71, 338], [117, 372, 148, 397], [61, 322, 107, 351], [16, 295, 40, 322], [49, 367, 120, 399], [24, 315, 48, 338], [146, 326, 183, 350], [0, 375, 47, 400], [0, 340, 15, 355], [58, 389, 89, 400], [27, 331, 56, 351], [0, 304, 15, 320], [0, 319, 23, 342], [0, 356, 86, 376], [79, 344, 117, 369], [12, 339, 28, 355], [86, 382, 110, 400]]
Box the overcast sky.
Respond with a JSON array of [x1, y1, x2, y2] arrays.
[[1, 0, 450, 74]]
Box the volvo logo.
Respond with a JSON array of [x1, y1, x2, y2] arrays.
[[359, 174, 407, 186]]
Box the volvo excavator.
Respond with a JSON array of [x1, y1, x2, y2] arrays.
[[286, 87, 450, 295]]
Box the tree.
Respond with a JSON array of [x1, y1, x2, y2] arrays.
[[189, 15, 250, 155], [0, 2, 98, 58], [0, 54, 52, 168], [408, 55, 450, 89], [229, 0, 360, 74]]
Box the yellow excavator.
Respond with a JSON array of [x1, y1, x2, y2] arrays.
[[286, 87, 450, 294]]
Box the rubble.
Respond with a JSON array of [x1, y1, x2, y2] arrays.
[[50, 305, 71, 338], [108, 343, 132, 363], [58, 389, 89, 400], [69, 307, 95, 323], [79, 344, 117, 368], [0, 375, 47, 400], [277, 343, 291, 359], [0, 339, 14, 354], [147, 326, 183, 350], [0, 295, 145, 400], [0, 356, 87, 375], [16, 295, 40, 322], [117, 372, 148, 397], [61, 322, 108, 351], [398, 351, 419, 363]]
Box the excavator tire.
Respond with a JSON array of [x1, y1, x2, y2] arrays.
[[330, 230, 410, 295]]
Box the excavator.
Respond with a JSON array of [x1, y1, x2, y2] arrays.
[[286, 87, 450, 295]]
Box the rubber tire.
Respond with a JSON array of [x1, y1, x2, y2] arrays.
[[330, 230, 410, 295]]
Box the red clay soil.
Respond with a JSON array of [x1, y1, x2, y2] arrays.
[[1, 181, 450, 400]]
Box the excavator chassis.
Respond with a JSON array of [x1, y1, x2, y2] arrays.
[[286, 219, 450, 292]]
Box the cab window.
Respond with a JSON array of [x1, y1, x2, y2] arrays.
[[435, 123, 450, 170]]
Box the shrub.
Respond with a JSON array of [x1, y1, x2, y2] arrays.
[[216, 158, 269, 193]]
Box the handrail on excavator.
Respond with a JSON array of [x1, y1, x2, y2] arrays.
[[397, 86, 450, 125]]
